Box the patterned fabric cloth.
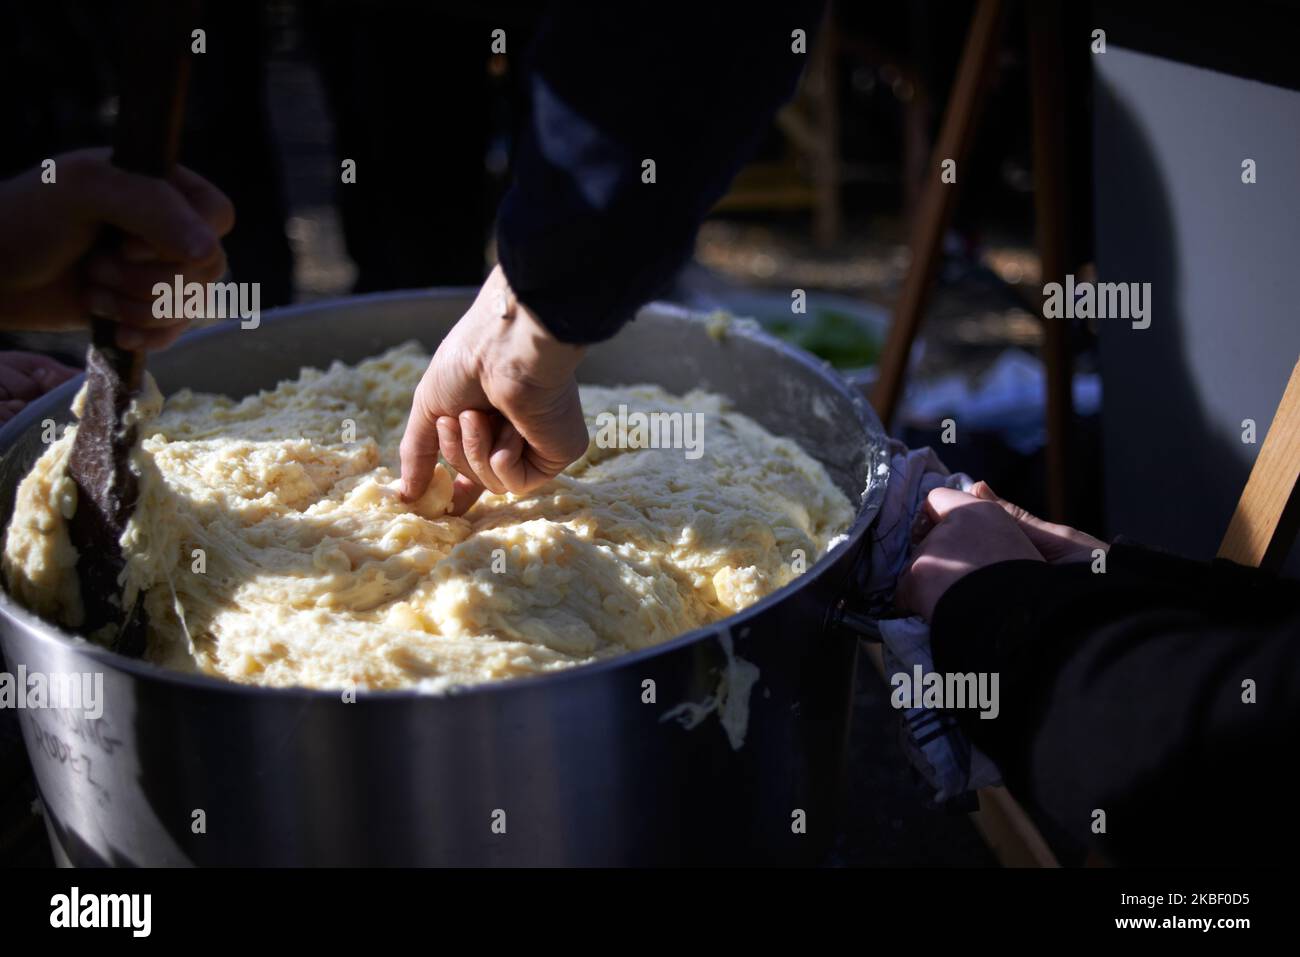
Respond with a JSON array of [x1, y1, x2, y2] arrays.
[[866, 441, 1002, 804]]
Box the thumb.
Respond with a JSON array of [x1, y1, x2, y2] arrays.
[[922, 486, 981, 523], [449, 473, 486, 516]]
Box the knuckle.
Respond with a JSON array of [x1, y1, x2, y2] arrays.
[[963, 500, 1003, 523], [564, 424, 592, 457], [908, 554, 936, 576], [458, 424, 482, 455], [490, 376, 532, 410], [214, 195, 237, 232]]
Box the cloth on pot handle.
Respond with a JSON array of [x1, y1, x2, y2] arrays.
[[865, 440, 1003, 805]]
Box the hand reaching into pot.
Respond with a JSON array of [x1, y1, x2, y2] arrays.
[[398, 265, 590, 516], [897, 484, 1109, 620], [0, 148, 235, 351]]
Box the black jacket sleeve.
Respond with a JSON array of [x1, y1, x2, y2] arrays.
[[930, 540, 1300, 865], [495, 1, 825, 343]]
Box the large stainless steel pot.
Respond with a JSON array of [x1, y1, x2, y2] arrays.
[[0, 290, 889, 866]]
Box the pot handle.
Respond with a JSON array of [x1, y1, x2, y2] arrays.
[[826, 596, 881, 643], [824, 531, 886, 643]]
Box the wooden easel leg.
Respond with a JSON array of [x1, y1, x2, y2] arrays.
[[870, 0, 1006, 428], [811, 6, 842, 249], [1219, 357, 1300, 570], [1027, 0, 1074, 522], [972, 787, 1060, 867], [861, 642, 1059, 868]]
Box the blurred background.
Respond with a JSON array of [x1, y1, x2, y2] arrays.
[[0, 0, 1103, 527]]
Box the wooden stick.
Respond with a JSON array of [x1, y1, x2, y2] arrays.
[[971, 787, 1060, 867], [860, 642, 1060, 867], [66, 0, 198, 655], [1218, 356, 1300, 570], [1027, 0, 1074, 522], [870, 0, 1005, 428]]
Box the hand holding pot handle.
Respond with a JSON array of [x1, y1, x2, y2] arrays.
[[896, 487, 1044, 622]]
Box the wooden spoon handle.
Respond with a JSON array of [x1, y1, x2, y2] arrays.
[[93, 0, 198, 389], [66, 0, 199, 653]]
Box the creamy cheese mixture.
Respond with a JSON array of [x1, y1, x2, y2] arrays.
[[2, 344, 855, 691]]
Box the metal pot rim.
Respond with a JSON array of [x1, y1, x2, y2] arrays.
[[0, 289, 889, 700]]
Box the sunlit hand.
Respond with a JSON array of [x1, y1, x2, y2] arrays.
[[398, 265, 589, 515]]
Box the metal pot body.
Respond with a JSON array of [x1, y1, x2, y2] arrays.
[[0, 291, 889, 865]]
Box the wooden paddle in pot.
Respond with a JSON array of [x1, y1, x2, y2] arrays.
[[66, 0, 198, 655]]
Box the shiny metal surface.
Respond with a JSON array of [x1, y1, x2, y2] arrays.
[[0, 290, 889, 865]]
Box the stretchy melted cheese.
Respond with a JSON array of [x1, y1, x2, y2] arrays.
[[3, 344, 855, 690]]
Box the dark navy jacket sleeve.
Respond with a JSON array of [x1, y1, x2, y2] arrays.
[[496, 1, 825, 343], [930, 541, 1300, 865]]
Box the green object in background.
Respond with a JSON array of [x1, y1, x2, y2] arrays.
[[767, 309, 881, 369]]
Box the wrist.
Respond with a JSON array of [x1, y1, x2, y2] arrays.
[[477, 266, 583, 384]]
